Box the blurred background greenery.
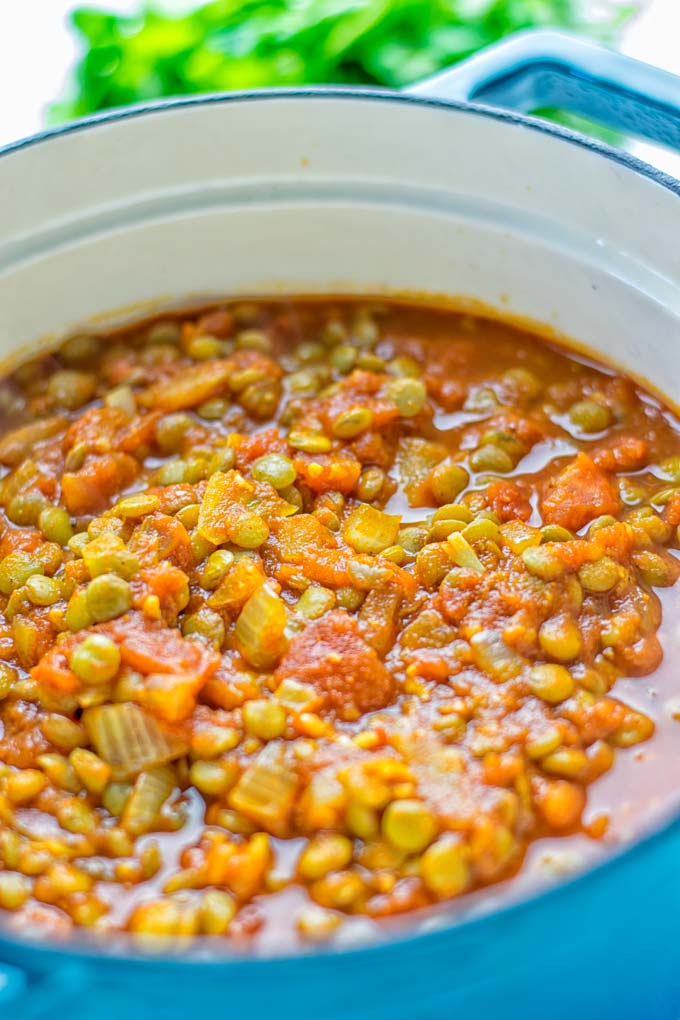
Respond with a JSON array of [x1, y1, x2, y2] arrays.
[[51, 0, 639, 125]]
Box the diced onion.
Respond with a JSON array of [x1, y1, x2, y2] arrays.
[[235, 584, 288, 669], [83, 703, 188, 780]]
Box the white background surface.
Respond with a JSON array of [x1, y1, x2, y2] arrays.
[[0, 0, 679, 170]]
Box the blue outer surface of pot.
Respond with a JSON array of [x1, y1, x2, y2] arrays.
[[1, 30, 680, 1020]]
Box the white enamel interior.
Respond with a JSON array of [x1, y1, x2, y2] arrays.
[[0, 94, 679, 403]]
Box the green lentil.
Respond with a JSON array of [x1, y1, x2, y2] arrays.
[[578, 557, 620, 593], [25, 574, 61, 606], [356, 467, 385, 502], [382, 799, 437, 854], [529, 664, 575, 704], [69, 634, 121, 685], [65, 590, 94, 632], [521, 546, 564, 581], [538, 616, 583, 662], [105, 385, 136, 416], [332, 407, 374, 439], [288, 431, 332, 454], [85, 574, 132, 622], [235, 329, 271, 352], [627, 508, 672, 545], [47, 370, 97, 410], [569, 399, 612, 433], [175, 504, 200, 529], [242, 699, 287, 740], [353, 312, 379, 348], [660, 456, 680, 483], [388, 355, 421, 378], [0, 662, 17, 700], [59, 333, 100, 363], [329, 344, 357, 374], [296, 585, 335, 620], [116, 493, 161, 518], [156, 413, 192, 454], [7, 491, 47, 526], [208, 447, 236, 476], [385, 377, 427, 418], [432, 503, 474, 525], [0, 553, 43, 596], [470, 444, 514, 474], [633, 550, 676, 587], [587, 515, 618, 537], [38, 506, 73, 545], [231, 514, 269, 549], [200, 549, 235, 589], [502, 367, 542, 401], [184, 457, 209, 484], [147, 321, 181, 346], [252, 453, 297, 489], [463, 518, 500, 544], [429, 461, 469, 505], [182, 608, 225, 647], [540, 524, 573, 543], [197, 399, 227, 421], [186, 335, 224, 361], [240, 380, 281, 419]]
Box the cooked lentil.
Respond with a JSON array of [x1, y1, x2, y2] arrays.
[[0, 298, 679, 948]]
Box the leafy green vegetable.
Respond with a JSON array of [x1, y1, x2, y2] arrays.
[[51, 0, 638, 125]]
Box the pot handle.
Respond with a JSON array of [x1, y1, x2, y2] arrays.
[[407, 29, 680, 151]]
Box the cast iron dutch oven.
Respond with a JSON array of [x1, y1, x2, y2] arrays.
[[1, 30, 680, 1020]]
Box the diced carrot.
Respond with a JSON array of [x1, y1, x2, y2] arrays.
[[232, 428, 288, 467], [541, 453, 620, 531], [0, 529, 43, 558], [117, 411, 162, 453], [196, 308, 235, 339], [63, 407, 126, 452], [32, 642, 79, 693], [127, 513, 194, 571], [131, 562, 191, 620], [197, 470, 256, 545], [207, 557, 265, 613], [61, 453, 139, 515], [548, 523, 635, 572], [202, 657, 260, 710], [0, 699, 52, 767], [293, 550, 353, 588], [483, 480, 532, 523], [663, 490, 680, 527], [593, 436, 648, 472], [137, 673, 205, 723], [293, 452, 361, 494], [147, 483, 203, 516], [105, 613, 220, 680], [350, 431, 393, 468], [269, 515, 336, 563], [0, 417, 67, 467], [318, 387, 399, 432], [138, 359, 234, 412]]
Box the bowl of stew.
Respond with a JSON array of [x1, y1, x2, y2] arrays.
[[1, 29, 680, 1020]]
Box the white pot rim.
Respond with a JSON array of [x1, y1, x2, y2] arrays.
[[3, 86, 680, 198]]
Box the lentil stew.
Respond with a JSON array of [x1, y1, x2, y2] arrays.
[[0, 298, 679, 949]]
